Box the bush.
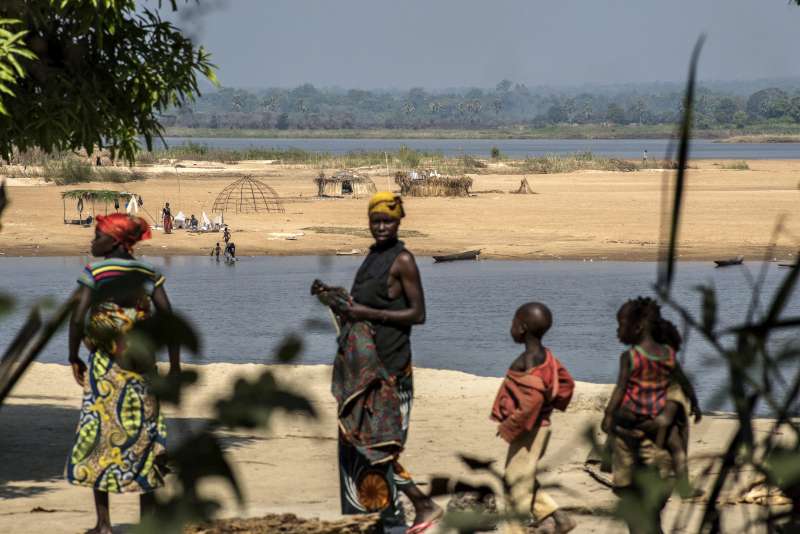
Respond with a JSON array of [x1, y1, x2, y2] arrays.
[[490, 146, 502, 160], [42, 159, 144, 184], [397, 145, 421, 168], [517, 152, 638, 174], [722, 160, 749, 170], [43, 159, 93, 185], [95, 167, 146, 183]]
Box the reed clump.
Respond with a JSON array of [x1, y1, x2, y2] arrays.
[[42, 159, 144, 185], [722, 160, 750, 170], [515, 151, 639, 174]]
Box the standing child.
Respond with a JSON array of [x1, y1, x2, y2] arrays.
[[602, 297, 701, 493], [491, 302, 576, 534]]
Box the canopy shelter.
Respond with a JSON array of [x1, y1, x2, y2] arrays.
[[315, 170, 377, 198], [211, 175, 284, 215], [61, 189, 135, 225]]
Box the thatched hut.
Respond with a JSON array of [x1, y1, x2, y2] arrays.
[[315, 170, 377, 198], [394, 170, 472, 197], [212, 175, 284, 214]]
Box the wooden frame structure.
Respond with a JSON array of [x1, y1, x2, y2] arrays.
[[211, 175, 284, 214]]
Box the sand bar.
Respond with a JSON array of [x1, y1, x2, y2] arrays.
[[0, 362, 782, 533], [1, 159, 798, 261]]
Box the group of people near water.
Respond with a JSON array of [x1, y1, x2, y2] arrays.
[[62, 192, 701, 534], [211, 226, 236, 263]]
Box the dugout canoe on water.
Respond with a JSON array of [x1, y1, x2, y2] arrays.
[[714, 256, 744, 267], [433, 250, 481, 263]]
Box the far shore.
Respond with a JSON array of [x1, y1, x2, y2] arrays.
[[1, 159, 798, 262], [162, 126, 800, 142]]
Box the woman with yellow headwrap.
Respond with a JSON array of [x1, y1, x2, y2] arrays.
[[323, 192, 442, 533]]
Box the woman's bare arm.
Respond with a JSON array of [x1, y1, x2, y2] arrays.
[[152, 285, 181, 374], [68, 286, 92, 385]]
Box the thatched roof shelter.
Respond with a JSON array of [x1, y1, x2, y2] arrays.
[[212, 175, 284, 214], [394, 170, 472, 197], [315, 170, 377, 198], [61, 189, 134, 223]]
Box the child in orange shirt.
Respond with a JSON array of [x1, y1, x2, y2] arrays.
[[491, 302, 576, 534]]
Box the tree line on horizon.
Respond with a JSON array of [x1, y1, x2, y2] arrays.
[[163, 80, 800, 132]]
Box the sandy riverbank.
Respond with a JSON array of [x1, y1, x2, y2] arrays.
[[0, 363, 785, 533], [0, 159, 798, 261]]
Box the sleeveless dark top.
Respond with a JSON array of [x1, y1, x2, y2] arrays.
[[351, 239, 412, 375]]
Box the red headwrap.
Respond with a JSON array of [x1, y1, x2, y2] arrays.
[[95, 213, 152, 251]]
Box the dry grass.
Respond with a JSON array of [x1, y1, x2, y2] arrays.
[[514, 152, 639, 174], [721, 160, 750, 170]]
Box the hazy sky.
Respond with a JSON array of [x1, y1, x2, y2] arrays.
[[163, 0, 800, 89]]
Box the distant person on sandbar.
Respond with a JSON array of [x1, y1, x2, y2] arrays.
[[211, 242, 221, 261], [189, 214, 198, 231], [161, 202, 173, 234], [222, 226, 231, 244], [602, 297, 701, 533], [66, 213, 181, 534], [312, 192, 441, 533], [491, 302, 576, 534]]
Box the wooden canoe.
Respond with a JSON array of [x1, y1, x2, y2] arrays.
[[714, 256, 744, 267], [433, 249, 481, 263], [778, 263, 799, 268]]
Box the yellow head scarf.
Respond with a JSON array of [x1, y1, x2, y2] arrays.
[[368, 192, 405, 219]]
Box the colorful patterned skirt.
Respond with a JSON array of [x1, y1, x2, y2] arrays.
[[339, 371, 414, 527], [66, 351, 167, 493]]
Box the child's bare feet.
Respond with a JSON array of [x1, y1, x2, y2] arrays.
[[86, 525, 113, 534]]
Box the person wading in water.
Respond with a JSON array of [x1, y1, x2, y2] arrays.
[[336, 192, 442, 533]]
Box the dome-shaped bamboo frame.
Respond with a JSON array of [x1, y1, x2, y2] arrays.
[[211, 175, 285, 214]]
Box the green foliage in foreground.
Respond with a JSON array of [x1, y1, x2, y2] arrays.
[[0, 1, 216, 163]]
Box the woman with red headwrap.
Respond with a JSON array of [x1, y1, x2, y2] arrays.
[[66, 214, 181, 534]]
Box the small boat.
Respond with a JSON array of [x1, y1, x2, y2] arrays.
[[714, 256, 744, 268], [336, 249, 361, 256], [433, 249, 481, 263], [778, 263, 799, 268]]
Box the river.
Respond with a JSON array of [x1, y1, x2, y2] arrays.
[[1, 256, 797, 411]]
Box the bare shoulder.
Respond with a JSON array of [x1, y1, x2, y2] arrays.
[[391, 249, 419, 274]]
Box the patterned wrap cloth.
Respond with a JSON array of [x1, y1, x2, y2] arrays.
[[317, 285, 412, 527], [66, 258, 167, 493]]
